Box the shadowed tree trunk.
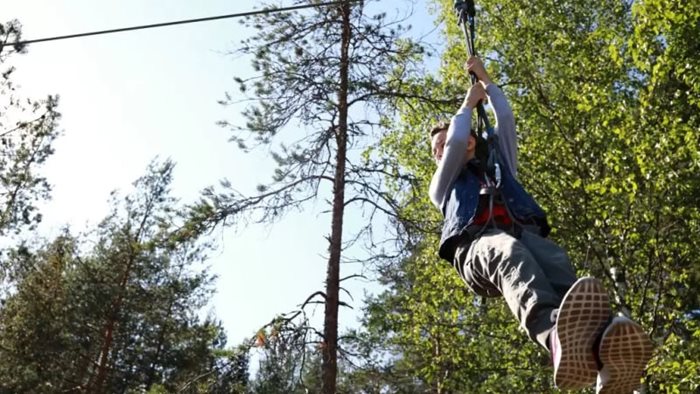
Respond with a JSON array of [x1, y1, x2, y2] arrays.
[[322, 3, 351, 391], [186, 0, 436, 390]]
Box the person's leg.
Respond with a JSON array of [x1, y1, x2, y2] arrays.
[[596, 316, 654, 394], [460, 229, 561, 349], [461, 229, 612, 390], [518, 230, 578, 299], [552, 277, 612, 389]]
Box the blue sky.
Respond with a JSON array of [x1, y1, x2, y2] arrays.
[[4, 0, 441, 348]]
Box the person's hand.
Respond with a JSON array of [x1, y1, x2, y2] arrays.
[[463, 82, 486, 109], [465, 56, 492, 86]]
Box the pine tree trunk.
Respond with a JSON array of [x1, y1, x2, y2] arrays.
[[321, 2, 351, 393], [145, 268, 182, 390], [88, 262, 132, 393], [145, 303, 171, 390], [89, 213, 152, 392]]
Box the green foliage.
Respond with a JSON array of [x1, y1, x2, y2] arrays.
[[352, 244, 553, 392], [0, 20, 60, 236], [0, 160, 247, 393], [357, 0, 700, 391], [249, 320, 312, 393], [1, 20, 248, 394]]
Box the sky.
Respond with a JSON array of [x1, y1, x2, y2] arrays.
[[3, 0, 441, 350]]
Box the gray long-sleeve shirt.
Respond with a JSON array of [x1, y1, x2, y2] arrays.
[[429, 83, 518, 210]]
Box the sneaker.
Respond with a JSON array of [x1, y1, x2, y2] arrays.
[[553, 277, 612, 390], [596, 316, 653, 394]]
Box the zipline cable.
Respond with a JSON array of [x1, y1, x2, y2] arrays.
[[9, 0, 361, 47]]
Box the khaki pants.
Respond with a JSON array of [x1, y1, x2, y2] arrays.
[[455, 229, 577, 349]]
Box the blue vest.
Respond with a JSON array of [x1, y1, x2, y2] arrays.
[[438, 159, 551, 262]]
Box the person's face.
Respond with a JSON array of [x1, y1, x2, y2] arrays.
[[431, 129, 477, 165], [431, 129, 447, 164]]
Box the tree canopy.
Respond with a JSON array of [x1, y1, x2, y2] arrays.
[[355, 0, 700, 392]]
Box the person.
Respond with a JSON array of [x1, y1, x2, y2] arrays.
[[428, 56, 653, 393]]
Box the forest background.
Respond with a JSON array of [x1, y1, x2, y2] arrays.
[[0, 0, 697, 392]]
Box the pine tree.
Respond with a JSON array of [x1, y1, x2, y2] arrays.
[[187, 1, 430, 391], [0, 21, 60, 238], [0, 160, 246, 393]]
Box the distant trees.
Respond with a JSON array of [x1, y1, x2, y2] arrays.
[[0, 160, 248, 393], [0, 21, 249, 393]]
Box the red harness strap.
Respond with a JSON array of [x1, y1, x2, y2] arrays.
[[473, 201, 512, 226]]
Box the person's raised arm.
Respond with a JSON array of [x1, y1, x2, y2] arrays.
[[429, 83, 486, 209], [466, 56, 518, 177]]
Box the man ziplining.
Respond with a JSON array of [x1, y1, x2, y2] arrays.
[[428, 51, 654, 392]]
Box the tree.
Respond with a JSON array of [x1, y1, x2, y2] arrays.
[[0, 20, 60, 239], [249, 320, 314, 394], [625, 0, 700, 390], [188, 1, 429, 392], [0, 18, 62, 390], [0, 21, 60, 238], [0, 234, 83, 392], [358, 0, 699, 391], [0, 160, 246, 393]]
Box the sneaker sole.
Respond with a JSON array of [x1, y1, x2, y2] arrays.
[[555, 277, 612, 390], [597, 318, 653, 394]]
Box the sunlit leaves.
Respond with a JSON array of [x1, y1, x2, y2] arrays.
[[362, 0, 699, 391]]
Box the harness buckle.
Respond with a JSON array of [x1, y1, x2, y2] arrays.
[[479, 186, 496, 195]]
